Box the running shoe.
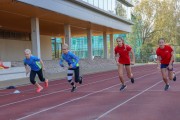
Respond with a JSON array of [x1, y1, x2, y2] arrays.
[[79, 76, 83, 84], [173, 74, 176, 81], [164, 84, 170, 91], [45, 79, 49, 88], [71, 86, 77, 92], [120, 85, 127, 91], [36, 87, 43, 93], [131, 78, 135, 83]]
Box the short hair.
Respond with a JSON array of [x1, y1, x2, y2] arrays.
[[116, 37, 123, 41], [62, 44, 69, 49], [24, 49, 31, 54], [158, 38, 165, 43], [116, 37, 125, 43]]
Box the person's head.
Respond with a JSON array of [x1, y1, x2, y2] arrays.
[[116, 37, 124, 46], [24, 49, 31, 59], [158, 38, 165, 48], [62, 44, 69, 54]]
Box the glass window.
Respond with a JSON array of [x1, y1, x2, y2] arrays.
[[51, 37, 62, 59], [99, 0, 103, 9], [107, 0, 112, 12], [103, 0, 108, 11], [88, 0, 94, 5], [81, 0, 131, 20], [71, 37, 88, 58], [82, 0, 88, 2], [94, 0, 99, 8]]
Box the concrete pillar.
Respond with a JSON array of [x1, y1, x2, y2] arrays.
[[87, 29, 93, 60], [61, 37, 65, 44], [64, 24, 71, 50], [31, 17, 41, 58], [103, 32, 108, 59], [110, 34, 114, 58]]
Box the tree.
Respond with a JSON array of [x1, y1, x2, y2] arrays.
[[127, 0, 180, 62]]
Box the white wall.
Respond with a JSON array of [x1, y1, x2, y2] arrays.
[[0, 35, 52, 61]]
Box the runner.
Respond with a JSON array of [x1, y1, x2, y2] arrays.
[[114, 37, 135, 91], [59, 44, 83, 92], [24, 49, 48, 93], [156, 38, 176, 91]]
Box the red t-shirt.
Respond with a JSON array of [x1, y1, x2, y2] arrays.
[[114, 44, 132, 64], [156, 45, 173, 64]]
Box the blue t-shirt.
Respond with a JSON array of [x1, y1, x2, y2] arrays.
[[24, 55, 42, 71], [59, 51, 79, 68]]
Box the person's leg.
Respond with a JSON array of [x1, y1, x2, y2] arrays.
[[37, 69, 48, 87], [30, 70, 43, 92], [167, 64, 176, 81], [125, 65, 134, 83], [161, 65, 170, 91], [74, 67, 82, 84], [168, 70, 174, 81], [118, 64, 124, 84], [74, 67, 79, 83], [118, 64, 126, 91], [67, 68, 76, 92]]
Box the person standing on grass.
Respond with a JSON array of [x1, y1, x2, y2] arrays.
[[156, 38, 176, 91], [59, 44, 83, 92], [114, 37, 135, 91], [24, 49, 48, 93]]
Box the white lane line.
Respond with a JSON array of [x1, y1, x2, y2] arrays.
[[16, 72, 157, 120], [0, 76, 118, 108], [95, 80, 162, 120], [0, 70, 118, 97], [0, 69, 157, 108], [95, 71, 180, 120]]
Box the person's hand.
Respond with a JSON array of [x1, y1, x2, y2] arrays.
[[116, 62, 120, 66], [157, 66, 160, 71], [26, 70, 30, 76], [69, 64, 73, 68], [131, 61, 135, 65], [168, 64, 173, 70], [42, 67, 46, 71]]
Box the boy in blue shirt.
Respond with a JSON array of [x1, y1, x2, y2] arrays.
[[24, 49, 48, 93], [59, 44, 83, 92]]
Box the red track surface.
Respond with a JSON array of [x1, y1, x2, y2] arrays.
[[0, 64, 180, 120]]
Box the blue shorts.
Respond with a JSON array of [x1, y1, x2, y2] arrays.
[[161, 64, 173, 71]]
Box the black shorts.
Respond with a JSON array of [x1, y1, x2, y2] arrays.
[[124, 64, 130, 66]]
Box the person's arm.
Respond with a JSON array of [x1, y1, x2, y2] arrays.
[[69, 52, 79, 68], [115, 54, 120, 65], [156, 56, 161, 69], [130, 49, 135, 65], [168, 47, 174, 69], [114, 48, 119, 66], [59, 55, 65, 67], [40, 59, 45, 71], [24, 61, 30, 76]]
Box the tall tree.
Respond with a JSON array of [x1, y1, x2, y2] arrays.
[[127, 0, 180, 62]]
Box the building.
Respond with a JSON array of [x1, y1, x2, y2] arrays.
[[0, 0, 134, 61]]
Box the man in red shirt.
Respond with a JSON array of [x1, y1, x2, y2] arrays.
[[114, 37, 135, 91], [156, 38, 176, 91]]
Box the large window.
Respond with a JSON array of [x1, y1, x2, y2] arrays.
[[51, 38, 62, 59], [0, 29, 30, 41], [71, 37, 88, 59], [70, 35, 105, 58], [82, 0, 131, 20]]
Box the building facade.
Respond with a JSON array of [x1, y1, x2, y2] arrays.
[[0, 0, 134, 61]]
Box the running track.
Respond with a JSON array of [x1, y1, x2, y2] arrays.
[[0, 64, 180, 120]]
